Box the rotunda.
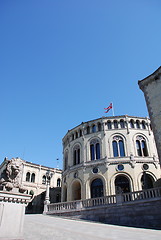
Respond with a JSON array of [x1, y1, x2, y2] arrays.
[[62, 115, 161, 202]]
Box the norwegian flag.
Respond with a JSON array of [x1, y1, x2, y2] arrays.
[[104, 103, 112, 113]]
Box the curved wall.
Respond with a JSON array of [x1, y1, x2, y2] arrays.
[[62, 115, 161, 201]]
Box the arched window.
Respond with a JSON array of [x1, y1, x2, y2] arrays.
[[57, 178, 61, 187], [141, 173, 154, 189], [115, 175, 131, 194], [114, 120, 118, 129], [120, 120, 125, 128], [75, 132, 78, 139], [26, 172, 30, 182], [79, 129, 82, 137], [107, 121, 112, 129], [92, 125, 96, 133], [141, 121, 146, 129], [130, 119, 135, 128], [136, 120, 140, 129], [112, 136, 125, 157], [72, 134, 74, 140], [31, 173, 35, 183], [97, 122, 101, 131], [86, 126, 90, 134], [73, 145, 80, 165], [64, 151, 68, 170], [90, 139, 100, 160], [42, 175, 46, 184], [136, 136, 148, 156], [91, 178, 104, 198]]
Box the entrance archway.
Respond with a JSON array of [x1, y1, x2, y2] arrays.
[[91, 178, 104, 198], [115, 175, 131, 194], [71, 181, 81, 200], [141, 173, 154, 189]]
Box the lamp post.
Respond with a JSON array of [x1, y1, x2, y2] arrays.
[[43, 170, 53, 214]]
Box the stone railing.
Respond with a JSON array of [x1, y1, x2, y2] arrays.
[[47, 187, 161, 214], [122, 187, 161, 203], [47, 194, 116, 213]]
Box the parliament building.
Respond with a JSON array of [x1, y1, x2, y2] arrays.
[[61, 115, 161, 202]]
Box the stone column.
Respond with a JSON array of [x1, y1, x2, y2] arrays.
[[43, 170, 53, 214], [43, 181, 50, 213]]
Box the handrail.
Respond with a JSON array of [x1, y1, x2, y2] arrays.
[[47, 187, 161, 213]]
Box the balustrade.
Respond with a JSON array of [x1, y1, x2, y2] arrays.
[[46, 187, 161, 214]]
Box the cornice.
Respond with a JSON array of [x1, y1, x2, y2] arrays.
[[0, 191, 32, 204]]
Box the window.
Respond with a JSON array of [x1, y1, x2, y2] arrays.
[[42, 175, 46, 184], [86, 126, 90, 134], [136, 140, 141, 156], [120, 120, 125, 128], [130, 119, 135, 128], [72, 134, 74, 141], [115, 175, 131, 194], [114, 120, 118, 129], [136, 120, 140, 129], [97, 122, 101, 131], [91, 178, 103, 198], [112, 136, 125, 157], [26, 172, 30, 182], [141, 173, 154, 190], [90, 139, 100, 160], [142, 121, 146, 129], [92, 125, 96, 133], [31, 173, 35, 183], [92, 167, 99, 174], [117, 164, 124, 171], [64, 151, 68, 170], [75, 132, 78, 138], [136, 136, 148, 156], [79, 129, 82, 137], [73, 145, 80, 165], [142, 164, 149, 171], [107, 121, 112, 129], [57, 178, 61, 187]]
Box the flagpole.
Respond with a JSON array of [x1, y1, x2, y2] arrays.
[[112, 102, 115, 116]]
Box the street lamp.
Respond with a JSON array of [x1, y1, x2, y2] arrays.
[[43, 170, 53, 214]]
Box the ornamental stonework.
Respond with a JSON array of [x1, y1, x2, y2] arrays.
[[0, 157, 26, 193]]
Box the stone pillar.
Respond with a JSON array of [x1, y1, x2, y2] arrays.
[[43, 170, 53, 214], [0, 190, 31, 240], [43, 182, 50, 214], [116, 194, 123, 205]]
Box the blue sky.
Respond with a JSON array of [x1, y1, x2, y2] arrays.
[[0, 0, 161, 169]]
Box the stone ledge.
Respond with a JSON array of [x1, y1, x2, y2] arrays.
[[0, 191, 31, 204]]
